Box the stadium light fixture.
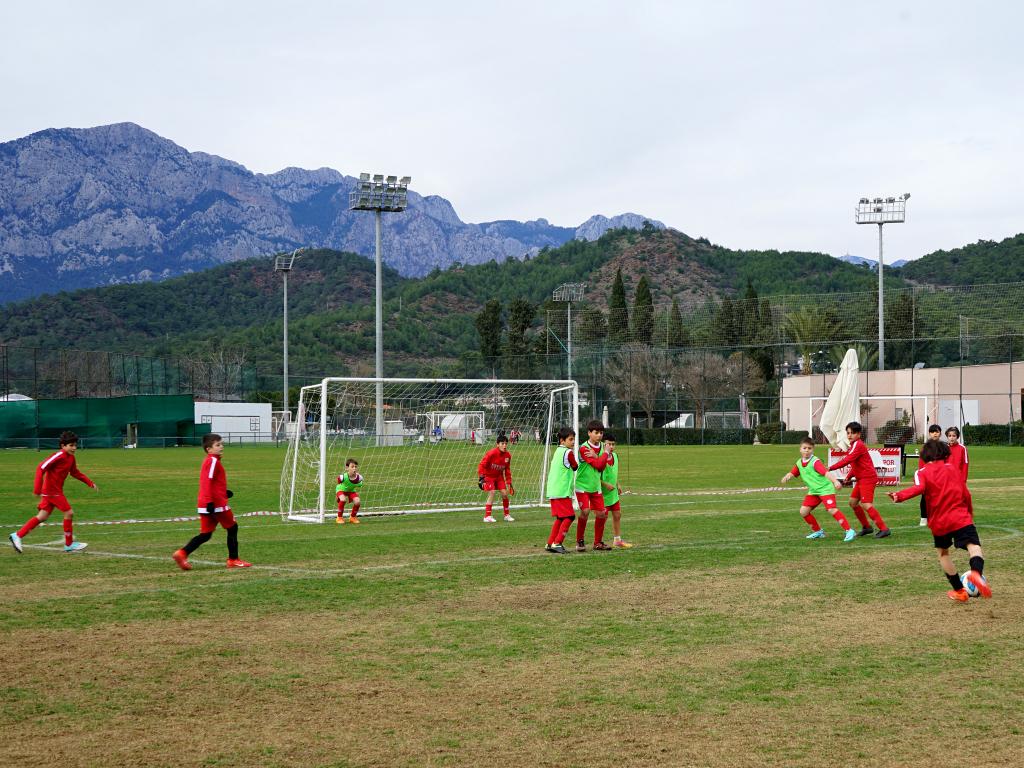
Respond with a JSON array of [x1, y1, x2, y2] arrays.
[[350, 172, 413, 441], [274, 247, 309, 434], [552, 283, 587, 380], [855, 193, 909, 372]]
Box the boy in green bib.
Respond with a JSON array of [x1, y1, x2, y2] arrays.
[[336, 458, 364, 524], [780, 436, 854, 542], [600, 432, 632, 548], [545, 427, 579, 554]]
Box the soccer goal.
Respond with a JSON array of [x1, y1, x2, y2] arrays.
[[808, 396, 930, 443], [280, 378, 579, 522]]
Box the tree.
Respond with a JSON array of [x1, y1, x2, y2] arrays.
[[671, 351, 765, 426], [608, 268, 630, 345], [668, 297, 689, 348], [633, 275, 654, 345], [504, 298, 535, 378], [715, 296, 738, 346], [575, 305, 607, 345], [475, 299, 503, 375], [608, 344, 668, 427], [786, 307, 839, 375]]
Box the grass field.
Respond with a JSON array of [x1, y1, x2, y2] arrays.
[[2, 444, 1022, 768]]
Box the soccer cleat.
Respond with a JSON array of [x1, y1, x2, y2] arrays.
[[9, 532, 23, 554], [348, 516, 360, 525], [336, 517, 345, 524], [874, 528, 892, 539], [576, 540, 586, 553], [483, 515, 497, 523], [919, 518, 928, 527], [858, 526, 874, 537], [805, 530, 826, 540], [613, 539, 633, 549], [947, 588, 969, 603], [545, 543, 567, 554], [226, 558, 252, 569], [964, 570, 992, 598], [843, 529, 857, 543], [172, 549, 193, 571], [503, 514, 515, 523], [63, 541, 87, 553], [593, 541, 612, 551]]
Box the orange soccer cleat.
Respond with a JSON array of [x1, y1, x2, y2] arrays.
[[348, 516, 360, 525], [964, 571, 992, 598], [226, 558, 252, 569], [947, 588, 969, 603], [172, 549, 193, 571]]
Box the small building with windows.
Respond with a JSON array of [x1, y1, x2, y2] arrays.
[[194, 401, 274, 443]]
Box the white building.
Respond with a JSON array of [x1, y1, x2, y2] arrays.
[[194, 402, 274, 443]]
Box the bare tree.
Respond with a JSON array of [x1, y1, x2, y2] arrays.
[[671, 351, 764, 425], [608, 344, 669, 426]]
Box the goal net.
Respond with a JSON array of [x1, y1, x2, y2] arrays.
[[281, 378, 578, 522], [808, 395, 930, 444]]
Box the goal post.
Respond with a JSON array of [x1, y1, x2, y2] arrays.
[[280, 378, 579, 523], [808, 395, 930, 444]]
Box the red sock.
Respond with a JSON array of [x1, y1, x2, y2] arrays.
[[802, 513, 821, 532], [351, 502, 360, 519], [485, 503, 493, 516], [548, 519, 561, 545], [594, 516, 607, 543], [576, 516, 588, 542], [556, 517, 573, 544], [852, 508, 870, 528], [17, 516, 41, 539], [502, 498, 509, 515], [867, 506, 887, 530], [63, 518, 73, 547], [337, 502, 346, 519], [831, 510, 851, 530]]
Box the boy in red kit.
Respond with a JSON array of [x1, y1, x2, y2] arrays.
[[478, 432, 514, 523], [945, 426, 969, 483], [544, 427, 578, 554], [918, 424, 943, 526], [172, 433, 251, 570], [9, 431, 97, 554], [828, 421, 891, 538], [335, 458, 364, 524], [888, 440, 992, 602], [575, 420, 610, 551]]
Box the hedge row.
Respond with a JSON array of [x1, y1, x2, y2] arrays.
[[963, 423, 1024, 446]]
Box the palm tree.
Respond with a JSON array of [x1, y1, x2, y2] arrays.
[[786, 308, 837, 375]]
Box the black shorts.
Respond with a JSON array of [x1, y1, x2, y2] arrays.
[[933, 524, 980, 551]]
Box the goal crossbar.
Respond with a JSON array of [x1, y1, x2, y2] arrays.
[[808, 395, 930, 443]]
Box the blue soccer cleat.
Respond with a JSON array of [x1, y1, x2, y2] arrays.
[[843, 529, 857, 543], [9, 532, 23, 553], [805, 530, 826, 540], [63, 541, 88, 553]]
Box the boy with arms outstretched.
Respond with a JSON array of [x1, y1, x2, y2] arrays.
[[478, 432, 514, 523], [336, 458, 364, 524], [828, 421, 891, 538], [9, 430, 97, 554], [780, 436, 855, 542], [575, 420, 611, 551], [172, 433, 251, 570], [544, 427, 578, 554], [888, 439, 991, 602], [600, 432, 632, 548]]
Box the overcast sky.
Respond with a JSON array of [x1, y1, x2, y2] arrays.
[[2, 1, 1021, 263]]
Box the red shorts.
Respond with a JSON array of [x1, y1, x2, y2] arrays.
[[37, 494, 71, 513], [482, 478, 507, 492], [575, 491, 605, 513], [850, 482, 876, 505], [606, 501, 621, 513], [803, 494, 837, 510], [337, 491, 360, 507], [550, 497, 574, 517], [199, 507, 235, 534]]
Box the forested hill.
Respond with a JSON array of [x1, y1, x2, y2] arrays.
[[896, 233, 1024, 285], [0, 227, 899, 378]]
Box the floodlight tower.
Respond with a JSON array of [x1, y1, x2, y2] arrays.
[[275, 247, 308, 434], [855, 193, 909, 371], [350, 173, 412, 440], [552, 282, 586, 380]]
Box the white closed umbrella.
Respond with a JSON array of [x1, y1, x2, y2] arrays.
[[819, 349, 860, 450]]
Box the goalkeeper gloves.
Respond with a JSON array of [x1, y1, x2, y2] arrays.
[[478, 476, 485, 490], [226, 489, 233, 498]]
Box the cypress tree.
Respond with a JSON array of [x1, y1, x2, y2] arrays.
[[608, 268, 630, 345], [633, 275, 654, 345]]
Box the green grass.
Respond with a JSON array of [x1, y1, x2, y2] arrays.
[[1, 444, 1023, 767]]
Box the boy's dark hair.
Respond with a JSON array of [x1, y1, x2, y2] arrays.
[[603, 431, 616, 442], [800, 435, 815, 447], [202, 433, 222, 451], [586, 420, 605, 433], [920, 439, 951, 464], [59, 430, 79, 446], [928, 424, 942, 435], [496, 431, 508, 443], [945, 426, 960, 438], [845, 421, 863, 435], [556, 426, 576, 442], [345, 457, 359, 467]]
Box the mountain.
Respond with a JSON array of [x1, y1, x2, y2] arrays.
[[895, 234, 1024, 285], [0, 123, 665, 303], [838, 254, 908, 269]]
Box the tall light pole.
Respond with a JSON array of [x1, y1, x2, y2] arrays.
[[350, 173, 411, 441], [274, 248, 307, 437], [855, 193, 909, 371], [552, 282, 586, 379]]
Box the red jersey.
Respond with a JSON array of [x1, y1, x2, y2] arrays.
[[893, 461, 973, 536], [477, 447, 512, 484], [197, 454, 229, 511], [948, 443, 969, 482], [918, 441, 946, 471], [828, 439, 877, 483], [34, 450, 94, 496]]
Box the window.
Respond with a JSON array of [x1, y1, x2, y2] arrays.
[[250, 417, 260, 432], [202, 415, 213, 425]]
